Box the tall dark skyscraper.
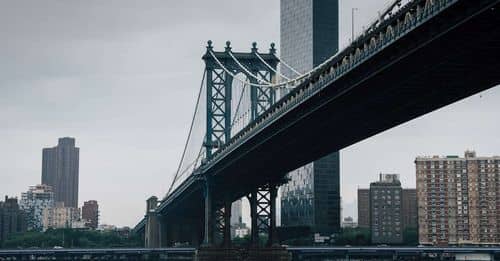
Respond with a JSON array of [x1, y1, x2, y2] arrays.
[[42, 137, 80, 208], [280, 0, 341, 238]]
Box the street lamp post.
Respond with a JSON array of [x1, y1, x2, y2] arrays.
[[352, 7, 359, 42]]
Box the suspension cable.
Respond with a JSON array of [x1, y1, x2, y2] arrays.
[[228, 51, 271, 85], [231, 82, 248, 127], [167, 70, 206, 196], [254, 52, 291, 81], [274, 54, 302, 77], [211, 34, 359, 90]]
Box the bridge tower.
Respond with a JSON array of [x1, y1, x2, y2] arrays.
[[203, 40, 278, 158], [201, 41, 281, 248]]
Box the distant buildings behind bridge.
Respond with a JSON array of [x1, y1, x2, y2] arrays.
[[416, 151, 500, 246], [42, 137, 79, 208], [352, 150, 500, 247], [279, 0, 341, 244], [0, 196, 27, 244], [357, 174, 418, 245], [0, 137, 105, 246]]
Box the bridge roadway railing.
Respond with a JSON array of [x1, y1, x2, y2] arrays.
[[203, 0, 458, 170], [4, 246, 500, 259], [288, 246, 500, 260], [0, 247, 196, 259]]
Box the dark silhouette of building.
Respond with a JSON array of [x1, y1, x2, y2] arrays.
[[357, 188, 370, 229], [0, 196, 27, 243], [42, 137, 79, 208], [280, 0, 341, 239], [82, 200, 99, 229], [402, 189, 417, 229]]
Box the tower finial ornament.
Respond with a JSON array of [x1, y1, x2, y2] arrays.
[[270, 43, 276, 54], [252, 42, 258, 53]]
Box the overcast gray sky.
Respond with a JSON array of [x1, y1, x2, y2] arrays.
[[1, 0, 499, 227]]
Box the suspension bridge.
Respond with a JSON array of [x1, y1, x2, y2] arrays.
[[129, 0, 500, 259]]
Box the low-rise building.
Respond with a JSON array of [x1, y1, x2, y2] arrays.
[[42, 202, 80, 231], [98, 224, 117, 231], [341, 216, 358, 228]]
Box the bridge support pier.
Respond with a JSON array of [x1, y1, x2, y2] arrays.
[[144, 196, 160, 248], [267, 184, 278, 247], [223, 198, 232, 248], [248, 190, 259, 246], [247, 183, 279, 247], [203, 178, 214, 246]]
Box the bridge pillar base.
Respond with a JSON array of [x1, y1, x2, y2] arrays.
[[195, 247, 291, 261]]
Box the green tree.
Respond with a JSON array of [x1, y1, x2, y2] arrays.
[[334, 227, 371, 246], [2, 229, 143, 249]]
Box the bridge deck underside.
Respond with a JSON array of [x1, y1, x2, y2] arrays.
[[161, 1, 500, 214], [209, 1, 500, 200]]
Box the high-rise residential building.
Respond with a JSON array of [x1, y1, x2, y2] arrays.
[[42, 137, 80, 208], [280, 0, 340, 238], [0, 196, 27, 243], [42, 202, 80, 231], [357, 188, 370, 229], [416, 151, 500, 246], [20, 184, 55, 231], [82, 200, 99, 229], [370, 174, 404, 244]]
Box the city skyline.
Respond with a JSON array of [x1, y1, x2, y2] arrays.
[[1, 0, 499, 227]]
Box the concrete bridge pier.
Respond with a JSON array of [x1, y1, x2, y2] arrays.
[[202, 178, 215, 247], [267, 184, 278, 247], [222, 197, 232, 248], [145, 196, 160, 248], [248, 190, 259, 246]]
